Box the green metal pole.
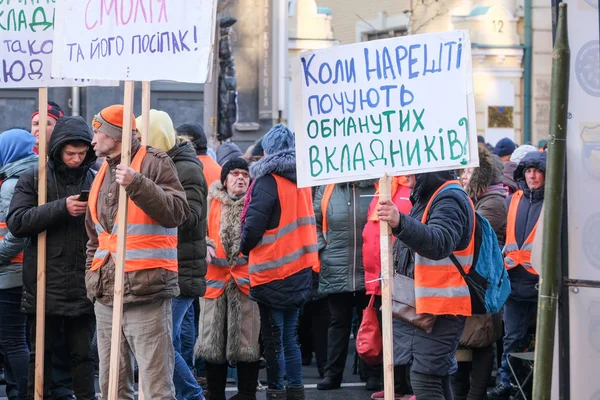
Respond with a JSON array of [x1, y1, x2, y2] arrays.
[[532, 3, 569, 399], [524, 0, 532, 144]]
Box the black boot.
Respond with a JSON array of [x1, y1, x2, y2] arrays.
[[204, 362, 229, 400], [230, 361, 260, 400], [286, 386, 304, 400], [266, 389, 286, 399]]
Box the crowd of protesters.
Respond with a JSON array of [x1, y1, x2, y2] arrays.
[[0, 101, 546, 400]]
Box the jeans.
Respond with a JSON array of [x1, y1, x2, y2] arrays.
[[500, 298, 537, 386], [0, 288, 29, 400], [172, 296, 203, 400], [258, 304, 303, 390], [27, 314, 96, 400], [451, 345, 495, 400], [95, 299, 175, 399], [410, 370, 454, 400]]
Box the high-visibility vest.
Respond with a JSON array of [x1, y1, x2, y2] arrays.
[[205, 198, 250, 298], [0, 179, 23, 264], [88, 146, 178, 273], [502, 190, 539, 275], [414, 180, 475, 316], [248, 174, 318, 286], [198, 154, 222, 187]]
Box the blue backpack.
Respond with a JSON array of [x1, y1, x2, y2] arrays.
[[441, 184, 511, 314]]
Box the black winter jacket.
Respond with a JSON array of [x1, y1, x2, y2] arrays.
[[506, 151, 546, 301], [7, 117, 97, 316], [240, 150, 313, 310], [167, 141, 208, 297]]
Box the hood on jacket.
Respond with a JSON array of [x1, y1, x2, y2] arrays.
[[411, 170, 457, 205], [250, 149, 297, 183], [466, 144, 504, 198], [0, 154, 38, 181], [514, 151, 547, 191], [137, 110, 176, 153], [167, 140, 202, 166], [48, 116, 97, 168], [0, 129, 36, 168], [216, 141, 243, 166]]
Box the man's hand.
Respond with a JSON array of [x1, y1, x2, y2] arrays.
[[66, 195, 88, 217], [377, 199, 400, 229], [115, 164, 136, 187], [206, 246, 216, 264]]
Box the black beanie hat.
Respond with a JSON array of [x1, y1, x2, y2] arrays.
[[176, 123, 207, 155], [32, 101, 64, 121], [220, 157, 249, 185]]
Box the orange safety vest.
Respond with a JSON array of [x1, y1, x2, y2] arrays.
[[88, 146, 178, 273], [248, 175, 318, 286], [0, 179, 23, 264], [205, 198, 250, 298], [503, 190, 539, 275], [414, 180, 476, 316], [198, 155, 222, 188]]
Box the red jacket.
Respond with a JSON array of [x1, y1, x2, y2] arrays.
[[363, 181, 412, 295]]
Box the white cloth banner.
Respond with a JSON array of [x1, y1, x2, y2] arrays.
[[51, 0, 217, 83], [292, 30, 479, 188], [564, 0, 600, 397], [0, 1, 115, 88]]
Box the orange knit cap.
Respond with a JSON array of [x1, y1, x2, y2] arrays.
[[92, 105, 136, 140]]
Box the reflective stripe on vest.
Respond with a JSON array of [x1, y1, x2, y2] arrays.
[[502, 190, 539, 275], [205, 197, 250, 298], [414, 181, 475, 317], [248, 175, 318, 287], [0, 222, 23, 263], [88, 146, 178, 273]]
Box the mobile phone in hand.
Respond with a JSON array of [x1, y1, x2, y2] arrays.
[[78, 190, 90, 202]]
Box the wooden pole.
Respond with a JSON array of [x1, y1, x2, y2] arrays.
[[379, 173, 395, 400], [136, 80, 151, 400], [107, 81, 135, 400], [34, 88, 49, 400]]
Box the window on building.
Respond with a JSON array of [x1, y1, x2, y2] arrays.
[[365, 29, 408, 41]]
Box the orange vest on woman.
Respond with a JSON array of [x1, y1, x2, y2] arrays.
[[198, 155, 222, 187], [503, 190, 539, 275], [0, 222, 23, 264], [248, 175, 318, 286], [88, 147, 178, 273], [205, 198, 250, 298], [414, 180, 476, 316]]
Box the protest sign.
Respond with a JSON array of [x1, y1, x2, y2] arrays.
[[293, 30, 479, 188], [51, 0, 217, 83], [0, 0, 114, 88]]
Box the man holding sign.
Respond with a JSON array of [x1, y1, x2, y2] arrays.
[[85, 105, 189, 399]]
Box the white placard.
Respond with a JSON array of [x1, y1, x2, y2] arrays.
[[0, 1, 115, 88], [293, 30, 479, 188], [51, 0, 217, 83]]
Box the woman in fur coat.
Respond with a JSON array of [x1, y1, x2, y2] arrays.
[[195, 157, 261, 400]]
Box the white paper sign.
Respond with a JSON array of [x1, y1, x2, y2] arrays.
[[51, 0, 217, 83], [293, 30, 479, 188], [0, 1, 115, 88]]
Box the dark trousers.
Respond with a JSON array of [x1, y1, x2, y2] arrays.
[[298, 297, 329, 376], [500, 298, 537, 386], [451, 345, 495, 400], [325, 291, 381, 381], [27, 314, 96, 400], [0, 288, 29, 400], [411, 370, 454, 400]]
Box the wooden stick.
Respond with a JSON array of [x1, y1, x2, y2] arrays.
[[34, 88, 48, 400], [107, 81, 135, 400], [137, 80, 151, 400], [379, 173, 395, 400], [140, 81, 151, 147]]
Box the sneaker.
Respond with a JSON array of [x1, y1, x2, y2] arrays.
[[487, 383, 512, 399], [316, 376, 341, 390], [365, 377, 382, 391], [370, 390, 404, 399]]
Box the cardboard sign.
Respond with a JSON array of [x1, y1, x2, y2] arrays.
[[51, 0, 217, 83], [293, 30, 479, 188], [0, 1, 115, 88]]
